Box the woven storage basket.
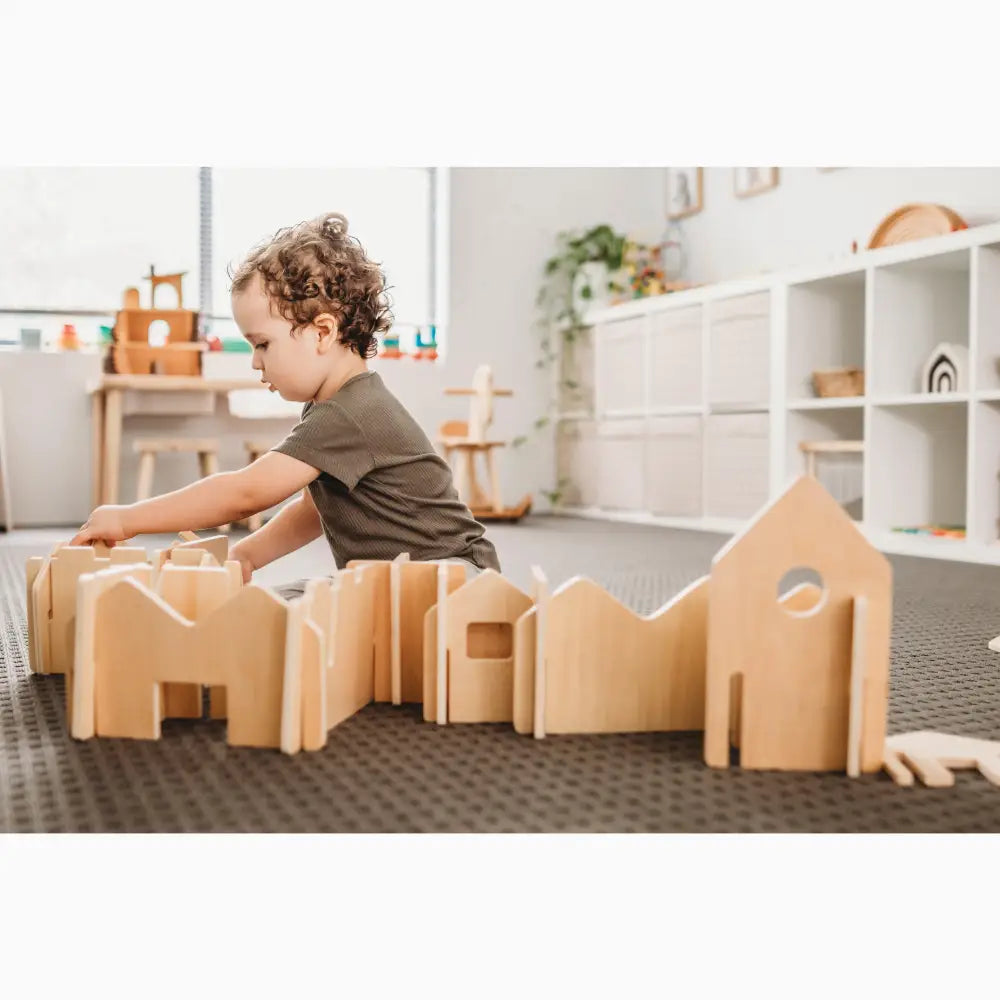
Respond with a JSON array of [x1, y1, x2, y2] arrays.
[[812, 367, 865, 397]]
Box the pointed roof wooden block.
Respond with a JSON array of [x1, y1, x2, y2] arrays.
[[713, 474, 888, 577], [706, 475, 892, 773]]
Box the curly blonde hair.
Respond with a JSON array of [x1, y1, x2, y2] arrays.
[[229, 212, 393, 359]]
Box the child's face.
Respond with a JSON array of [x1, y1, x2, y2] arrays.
[[232, 275, 333, 403]]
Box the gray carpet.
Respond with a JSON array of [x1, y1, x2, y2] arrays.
[[3, 516, 1000, 832]]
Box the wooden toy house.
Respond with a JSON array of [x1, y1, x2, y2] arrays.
[[111, 267, 203, 375]]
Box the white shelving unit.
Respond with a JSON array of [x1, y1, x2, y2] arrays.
[[554, 222, 1000, 564]]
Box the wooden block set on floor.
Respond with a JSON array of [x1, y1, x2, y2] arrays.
[[23, 478, 1000, 784]]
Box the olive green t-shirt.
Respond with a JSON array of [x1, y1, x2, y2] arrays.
[[272, 370, 501, 572]]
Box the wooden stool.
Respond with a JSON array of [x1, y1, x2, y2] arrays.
[[133, 437, 229, 533], [243, 440, 271, 531], [799, 440, 864, 478]]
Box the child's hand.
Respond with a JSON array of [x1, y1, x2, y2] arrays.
[[229, 539, 256, 584], [70, 505, 133, 547]]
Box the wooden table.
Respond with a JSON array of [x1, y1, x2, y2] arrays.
[[90, 375, 266, 506]]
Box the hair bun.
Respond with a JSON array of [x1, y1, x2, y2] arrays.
[[319, 212, 349, 238]]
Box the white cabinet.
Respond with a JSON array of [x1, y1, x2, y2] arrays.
[[563, 222, 1000, 563], [704, 413, 770, 519], [707, 292, 770, 407], [645, 416, 702, 516], [596, 419, 645, 511], [649, 307, 701, 410], [594, 317, 645, 416]]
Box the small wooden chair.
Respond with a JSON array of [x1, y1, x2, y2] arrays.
[[799, 440, 864, 478], [134, 437, 229, 533], [437, 418, 506, 513]]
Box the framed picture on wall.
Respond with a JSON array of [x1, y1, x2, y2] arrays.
[[734, 167, 779, 198], [666, 167, 703, 219]]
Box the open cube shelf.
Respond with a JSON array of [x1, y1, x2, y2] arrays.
[[568, 222, 1000, 562], [871, 250, 970, 398], [787, 270, 865, 403], [868, 402, 967, 536], [786, 408, 864, 521]]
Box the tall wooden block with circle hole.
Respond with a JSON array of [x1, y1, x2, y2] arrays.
[[704, 475, 892, 773]]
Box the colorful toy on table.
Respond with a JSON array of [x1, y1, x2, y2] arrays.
[[58, 323, 81, 351], [378, 331, 403, 359], [411, 325, 438, 361]]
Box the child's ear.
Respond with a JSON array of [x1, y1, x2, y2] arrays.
[[313, 312, 340, 353]]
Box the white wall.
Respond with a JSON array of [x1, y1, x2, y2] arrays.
[[676, 168, 1000, 285], [3, 168, 665, 525], [374, 167, 665, 511]]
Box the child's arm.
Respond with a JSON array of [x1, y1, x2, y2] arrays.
[[70, 452, 319, 546], [229, 488, 324, 581]]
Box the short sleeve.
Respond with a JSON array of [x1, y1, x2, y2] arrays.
[[271, 400, 375, 491]]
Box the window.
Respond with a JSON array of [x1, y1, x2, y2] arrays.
[[0, 167, 200, 312], [0, 166, 440, 353], [209, 167, 436, 349]]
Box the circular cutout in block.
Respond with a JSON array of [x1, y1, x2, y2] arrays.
[[147, 319, 170, 347], [777, 567, 827, 617]]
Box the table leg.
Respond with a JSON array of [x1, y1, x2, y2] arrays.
[[101, 388, 123, 505], [90, 391, 105, 511]]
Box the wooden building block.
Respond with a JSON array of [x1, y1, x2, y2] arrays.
[[27, 544, 148, 677], [75, 575, 295, 751], [346, 560, 393, 702], [155, 561, 242, 719], [704, 475, 892, 773], [512, 606, 536, 736], [531, 566, 548, 739], [325, 567, 376, 729], [300, 581, 329, 751], [72, 563, 156, 740], [423, 568, 533, 725], [883, 731, 1000, 788], [155, 533, 229, 569], [512, 573, 708, 737], [348, 556, 465, 705], [25, 556, 46, 674]]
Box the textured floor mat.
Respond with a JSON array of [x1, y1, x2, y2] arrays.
[[3, 524, 1000, 833]]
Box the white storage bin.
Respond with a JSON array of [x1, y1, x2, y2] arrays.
[[704, 412, 770, 518], [596, 418, 645, 511], [645, 416, 702, 516], [708, 292, 770, 406], [556, 419, 599, 508], [594, 317, 645, 415], [649, 306, 702, 409]]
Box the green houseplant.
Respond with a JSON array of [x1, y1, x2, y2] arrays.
[[513, 224, 628, 505], [534, 223, 627, 367]]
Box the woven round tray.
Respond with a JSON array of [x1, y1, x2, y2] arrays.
[[867, 203, 967, 250]]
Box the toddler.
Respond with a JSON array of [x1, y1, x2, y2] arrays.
[[72, 212, 501, 594]]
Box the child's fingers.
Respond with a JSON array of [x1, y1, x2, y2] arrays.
[[70, 525, 96, 546]]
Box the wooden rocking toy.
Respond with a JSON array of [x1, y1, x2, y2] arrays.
[[439, 364, 532, 521]]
